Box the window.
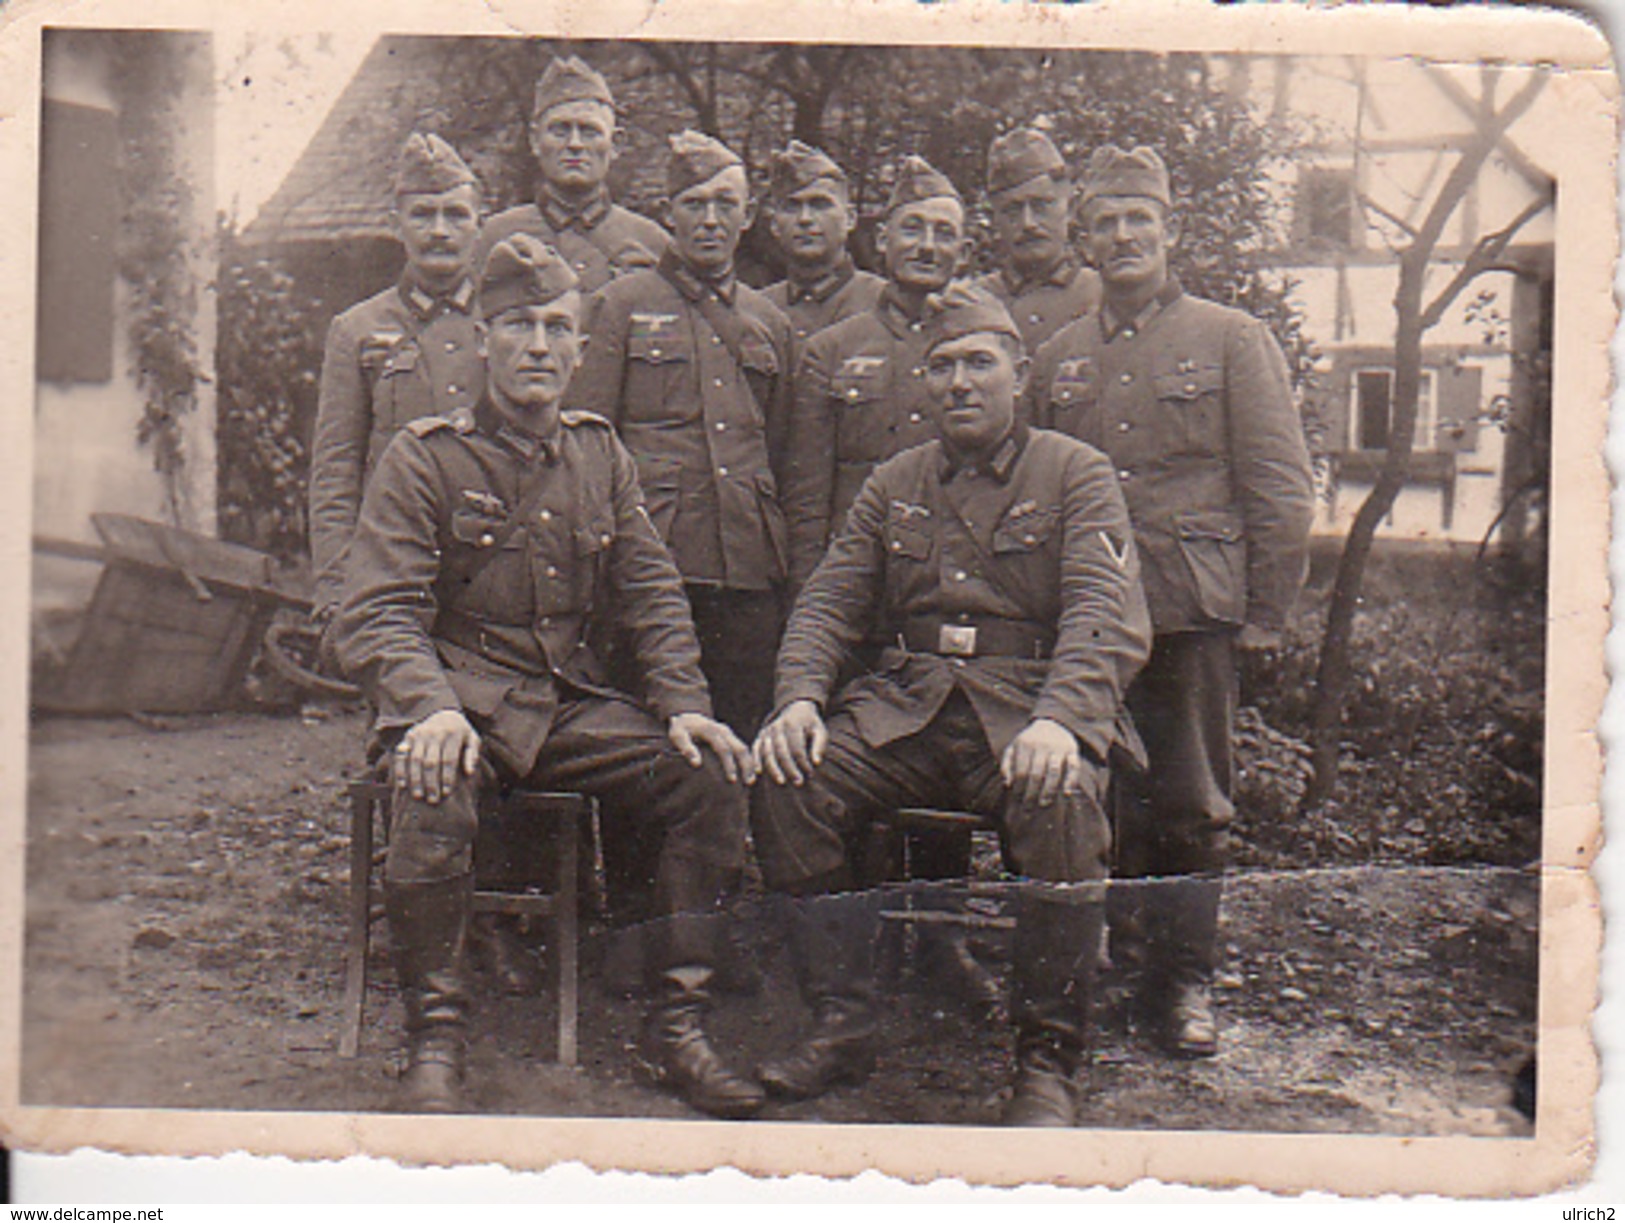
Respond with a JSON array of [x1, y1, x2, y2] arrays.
[[1351, 368, 1437, 452], [37, 96, 118, 383], [1297, 165, 1355, 250]]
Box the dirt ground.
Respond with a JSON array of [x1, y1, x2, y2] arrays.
[[21, 708, 1537, 1135]]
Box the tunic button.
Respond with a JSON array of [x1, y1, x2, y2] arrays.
[[1118, 469, 1133, 481], [1123, 328, 1136, 339], [797, 328, 808, 339], [479, 533, 495, 547], [1023, 534, 1037, 545], [891, 541, 903, 552], [650, 347, 663, 357], [444, 341, 457, 352], [1185, 383, 1198, 394], [953, 570, 968, 581], [1029, 313, 1041, 324], [908, 412, 921, 424], [718, 465, 729, 476], [546, 565, 559, 578], [575, 261, 587, 271], [600, 533, 612, 546], [539, 616, 552, 628], [538, 509, 552, 521], [713, 377, 725, 388], [712, 335, 723, 345], [847, 388, 861, 400], [1119, 372, 1133, 385], [715, 421, 727, 432], [448, 384, 460, 394], [1117, 421, 1131, 433]]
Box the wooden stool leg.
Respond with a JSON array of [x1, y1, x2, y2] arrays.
[[339, 788, 376, 1058], [555, 807, 580, 1067]]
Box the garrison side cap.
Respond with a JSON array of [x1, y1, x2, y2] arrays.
[[478, 233, 581, 320], [533, 55, 615, 121], [1078, 144, 1171, 207], [667, 129, 745, 197], [885, 154, 962, 215], [921, 281, 1021, 355], [394, 131, 479, 197], [986, 127, 1067, 197], [769, 139, 848, 199]]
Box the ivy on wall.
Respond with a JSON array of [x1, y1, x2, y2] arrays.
[[110, 33, 209, 528]]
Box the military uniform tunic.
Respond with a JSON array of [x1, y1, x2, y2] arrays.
[[309, 274, 484, 615], [780, 285, 942, 588], [476, 187, 670, 296], [973, 257, 1101, 354], [762, 257, 886, 346], [562, 249, 795, 735], [1027, 280, 1313, 636], [1027, 279, 1314, 876], [332, 399, 745, 885], [755, 425, 1151, 889]]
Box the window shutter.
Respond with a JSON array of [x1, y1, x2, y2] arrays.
[[37, 98, 117, 384], [1435, 364, 1483, 453]]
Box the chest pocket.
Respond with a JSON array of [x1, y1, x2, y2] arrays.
[[1046, 362, 1099, 440], [369, 340, 436, 433], [992, 505, 1061, 555], [736, 332, 780, 426], [832, 365, 894, 463], [627, 327, 691, 365], [447, 507, 530, 613], [1151, 362, 1225, 455], [882, 516, 934, 563]]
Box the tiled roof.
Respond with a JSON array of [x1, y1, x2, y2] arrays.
[[241, 36, 436, 246]]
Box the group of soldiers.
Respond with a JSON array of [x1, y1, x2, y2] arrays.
[[308, 54, 1315, 1126]]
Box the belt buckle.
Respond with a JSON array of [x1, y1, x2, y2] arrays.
[[938, 623, 978, 657]]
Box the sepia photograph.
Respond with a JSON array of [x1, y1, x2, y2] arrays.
[[3, 0, 1613, 1197]]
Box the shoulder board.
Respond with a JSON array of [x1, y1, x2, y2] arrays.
[[405, 409, 475, 438], [561, 409, 614, 430]]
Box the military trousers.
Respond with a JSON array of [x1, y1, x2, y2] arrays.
[[753, 690, 1112, 891], [685, 584, 783, 741], [382, 693, 749, 903], [1114, 628, 1237, 878]]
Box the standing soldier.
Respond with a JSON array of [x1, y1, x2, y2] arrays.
[[752, 284, 1151, 1125], [477, 56, 669, 293], [333, 234, 764, 1119], [973, 128, 1100, 353], [565, 130, 794, 740], [762, 140, 885, 347], [781, 155, 969, 589], [309, 132, 484, 626], [1028, 146, 1314, 1058]]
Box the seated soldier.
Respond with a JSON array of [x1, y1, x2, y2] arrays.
[[751, 284, 1151, 1127], [333, 234, 763, 1119]]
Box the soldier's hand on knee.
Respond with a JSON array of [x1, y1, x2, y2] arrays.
[[1001, 718, 1082, 809], [394, 709, 481, 804], [669, 712, 759, 786], [752, 699, 827, 787]]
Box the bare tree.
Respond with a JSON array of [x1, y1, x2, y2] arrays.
[[1302, 67, 1550, 809]]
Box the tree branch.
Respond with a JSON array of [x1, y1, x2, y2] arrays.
[[1357, 190, 1418, 238], [1419, 193, 1548, 329]]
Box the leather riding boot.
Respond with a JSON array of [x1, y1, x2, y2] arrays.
[[1003, 886, 1104, 1127], [639, 857, 764, 1119], [759, 880, 880, 1101], [1143, 875, 1222, 1058], [385, 873, 474, 1113]]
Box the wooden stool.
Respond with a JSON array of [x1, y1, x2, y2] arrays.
[[339, 780, 593, 1065]]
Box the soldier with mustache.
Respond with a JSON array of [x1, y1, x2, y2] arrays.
[[1028, 146, 1314, 1059], [972, 127, 1101, 353]]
